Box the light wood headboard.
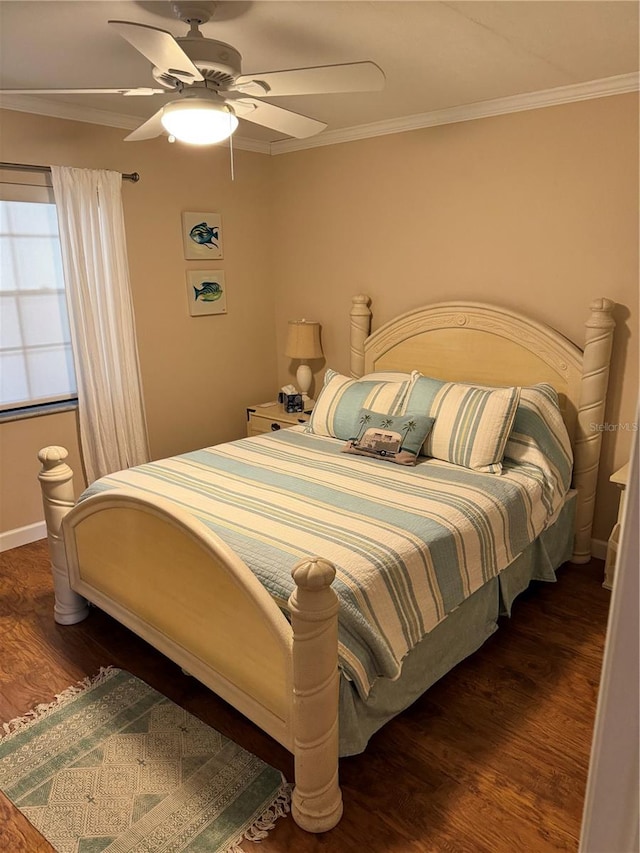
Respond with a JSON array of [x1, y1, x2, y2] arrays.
[[349, 295, 615, 564]]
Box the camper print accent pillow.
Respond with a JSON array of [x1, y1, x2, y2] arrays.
[[343, 408, 435, 466]]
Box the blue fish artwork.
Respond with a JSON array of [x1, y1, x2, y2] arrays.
[[189, 221, 219, 249], [194, 281, 223, 302]]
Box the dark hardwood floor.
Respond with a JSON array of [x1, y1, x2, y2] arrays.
[[0, 540, 611, 852]]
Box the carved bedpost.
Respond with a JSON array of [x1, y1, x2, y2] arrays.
[[288, 558, 343, 833], [350, 294, 372, 378], [37, 446, 89, 625], [572, 298, 616, 563]]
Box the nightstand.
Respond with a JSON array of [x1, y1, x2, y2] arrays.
[[246, 403, 310, 437], [603, 462, 630, 590]]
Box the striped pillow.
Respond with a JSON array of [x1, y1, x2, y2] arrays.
[[505, 383, 573, 509], [403, 374, 520, 473], [307, 369, 412, 440]]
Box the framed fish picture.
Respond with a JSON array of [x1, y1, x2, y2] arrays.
[[182, 211, 223, 260], [186, 270, 227, 316]]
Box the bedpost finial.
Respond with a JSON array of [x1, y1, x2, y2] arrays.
[[352, 294, 370, 307], [587, 297, 616, 328], [590, 297, 615, 313], [38, 446, 69, 469], [292, 557, 336, 589]]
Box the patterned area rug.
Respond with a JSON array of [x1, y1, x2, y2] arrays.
[[0, 668, 290, 853]]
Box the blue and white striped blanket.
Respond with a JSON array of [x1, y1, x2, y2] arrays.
[[82, 406, 571, 699]]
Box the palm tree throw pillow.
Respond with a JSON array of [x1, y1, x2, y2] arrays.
[[343, 408, 435, 466]]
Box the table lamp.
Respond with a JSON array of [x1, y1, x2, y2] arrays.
[[285, 319, 323, 407]]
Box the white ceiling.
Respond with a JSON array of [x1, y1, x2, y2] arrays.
[[0, 0, 638, 152]]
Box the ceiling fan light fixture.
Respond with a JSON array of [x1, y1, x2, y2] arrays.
[[160, 98, 238, 144]]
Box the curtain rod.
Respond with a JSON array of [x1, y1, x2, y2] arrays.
[[0, 162, 140, 182]]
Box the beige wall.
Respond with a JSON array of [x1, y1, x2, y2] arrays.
[[1, 94, 637, 544], [0, 411, 84, 533], [0, 109, 277, 536], [271, 94, 639, 542]]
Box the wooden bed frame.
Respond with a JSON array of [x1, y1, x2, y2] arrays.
[[37, 296, 615, 833]]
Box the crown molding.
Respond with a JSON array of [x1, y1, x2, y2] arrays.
[[269, 72, 640, 155], [0, 95, 270, 154], [1, 72, 637, 158]]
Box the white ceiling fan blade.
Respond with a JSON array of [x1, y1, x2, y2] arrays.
[[0, 87, 165, 96], [227, 96, 326, 138], [124, 108, 166, 142], [109, 20, 203, 84], [233, 62, 385, 97]]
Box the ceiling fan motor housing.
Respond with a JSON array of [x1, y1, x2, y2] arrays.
[[152, 38, 242, 90]]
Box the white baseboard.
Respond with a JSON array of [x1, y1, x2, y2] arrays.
[[0, 521, 47, 552], [591, 539, 608, 561]]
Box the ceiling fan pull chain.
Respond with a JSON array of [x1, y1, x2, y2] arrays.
[[229, 115, 235, 182]]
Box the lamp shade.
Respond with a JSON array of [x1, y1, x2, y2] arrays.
[[161, 99, 238, 145], [284, 320, 323, 360]]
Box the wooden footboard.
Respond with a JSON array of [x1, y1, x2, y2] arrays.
[[37, 447, 343, 833]]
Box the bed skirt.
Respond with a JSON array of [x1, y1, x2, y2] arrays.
[[338, 492, 576, 756]]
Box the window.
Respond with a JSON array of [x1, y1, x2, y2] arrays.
[[0, 185, 77, 414]]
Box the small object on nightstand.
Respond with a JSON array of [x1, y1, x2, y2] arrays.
[[284, 393, 304, 413], [603, 462, 629, 590], [246, 403, 310, 438]]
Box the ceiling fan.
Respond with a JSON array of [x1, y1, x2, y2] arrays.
[[2, 2, 385, 144]]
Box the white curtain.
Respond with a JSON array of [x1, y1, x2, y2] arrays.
[[50, 165, 149, 482]]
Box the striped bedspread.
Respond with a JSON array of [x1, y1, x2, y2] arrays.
[[82, 417, 571, 699]]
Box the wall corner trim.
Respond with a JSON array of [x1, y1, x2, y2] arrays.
[[269, 72, 640, 155]]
